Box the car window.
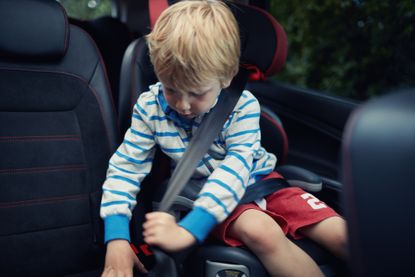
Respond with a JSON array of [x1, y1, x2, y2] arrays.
[[57, 0, 112, 20], [270, 0, 415, 101]]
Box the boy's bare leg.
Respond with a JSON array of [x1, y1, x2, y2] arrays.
[[229, 209, 323, 277], [299, 216, 348, 260]]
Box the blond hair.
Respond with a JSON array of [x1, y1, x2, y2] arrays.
[[147, 0, 240, 92]]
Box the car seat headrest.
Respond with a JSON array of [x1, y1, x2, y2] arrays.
[[0, 0, 69, 62], [228, 3, 288, 80], [148, 0, 288, 81]]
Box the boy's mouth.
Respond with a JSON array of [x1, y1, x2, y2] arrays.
[[179, 113, 196, 119]]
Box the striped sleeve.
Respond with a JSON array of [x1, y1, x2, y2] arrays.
[[179, 91, 263, 241], [100, 92, 157, 243]]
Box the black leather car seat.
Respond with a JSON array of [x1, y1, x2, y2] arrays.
[[70, 16, 134, 109], [342, 89, 415, 277], [0, 0, 119, 275]]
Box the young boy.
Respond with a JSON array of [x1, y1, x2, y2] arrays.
[[100, 1, 347, 276]]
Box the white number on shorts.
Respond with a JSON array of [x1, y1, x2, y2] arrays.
[[301, 193, 327, 210]]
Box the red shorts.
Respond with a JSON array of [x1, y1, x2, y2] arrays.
[[211, 175, 339, 247]]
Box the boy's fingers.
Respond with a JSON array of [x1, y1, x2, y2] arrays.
[[145, 211, 162, 219], [143, 218, 160, 228], [145, 211, 173, 220], [142, 228, 157, 238], [144, 235, 162, 248], [142, 220, 164, 234], [143, 216, 171, 231]]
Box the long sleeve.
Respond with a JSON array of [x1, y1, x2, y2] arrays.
[[100, 94, 157, 243], [179, 91, 276, 241]]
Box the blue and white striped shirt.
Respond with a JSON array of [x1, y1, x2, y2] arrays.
[[101, 83, 277, 243]]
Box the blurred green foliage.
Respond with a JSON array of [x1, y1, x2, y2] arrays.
[[58, 0, 111, 20], [270, 0, 415, 100]]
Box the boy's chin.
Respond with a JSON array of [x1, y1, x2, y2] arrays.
[[179, 113, 197, 119]]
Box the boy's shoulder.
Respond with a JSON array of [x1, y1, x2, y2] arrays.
[[134, 83, 164, 116], [138, 82, 162, 101], [234, 90, 260, 111]]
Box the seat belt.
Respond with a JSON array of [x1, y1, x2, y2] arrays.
[[158, 67, 249, 211], [239, 177, 288, 204]]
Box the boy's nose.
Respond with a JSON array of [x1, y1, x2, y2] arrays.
[[175, 98, 191, 112]]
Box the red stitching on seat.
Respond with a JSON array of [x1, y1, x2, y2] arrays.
[[0, 135, 80, 142], [0, 194, 89, 209], [0, 164, 87, 175]]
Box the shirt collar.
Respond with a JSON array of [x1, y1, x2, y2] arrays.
[[156, 83, 194, 129]]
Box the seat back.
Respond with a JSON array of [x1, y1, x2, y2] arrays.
[[342, 89, 415, 277], [0, 0, 119, 275], [70, 16, 134, 108]]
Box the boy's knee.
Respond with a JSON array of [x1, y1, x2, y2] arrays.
[[334, 223, 348, 254], [233, 210, 287, 251], [330, 217, 347, 246]]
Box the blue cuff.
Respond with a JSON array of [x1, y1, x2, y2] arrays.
[[178, 207, 218, 242], [104, 214, 131, 243]]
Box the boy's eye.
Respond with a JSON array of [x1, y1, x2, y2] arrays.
[[165, 88, 177, 95], [190, 91, 207, 98]]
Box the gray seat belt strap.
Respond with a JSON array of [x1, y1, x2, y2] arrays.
[[158, 67, 249, 212]]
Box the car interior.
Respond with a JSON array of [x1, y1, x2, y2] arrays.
[[1, 0, 413, 276]]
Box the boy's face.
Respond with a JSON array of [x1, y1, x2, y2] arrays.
[[160, 77, 231, 119]]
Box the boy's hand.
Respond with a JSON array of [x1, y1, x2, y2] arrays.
[[143, 212, 196, 252], [102, 239, 148, 277]]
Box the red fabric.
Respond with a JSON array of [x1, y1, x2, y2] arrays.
[[243, 64, 266, 81], [260, 111, 289, 164], [247, 5, 288, 76], [149, 0, 169, 29], [237, 4, 288, 78], [262, 170, 283, 180], [211, 185, 338, 247]]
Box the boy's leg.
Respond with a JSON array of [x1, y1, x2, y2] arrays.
[[298, 216, 348, 260], [264, 187, 346, 260], [228, 209, 324, 277]]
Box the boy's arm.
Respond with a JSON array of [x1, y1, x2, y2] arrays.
[[179, 92, 275, 242], [100, 94, 157, 243]]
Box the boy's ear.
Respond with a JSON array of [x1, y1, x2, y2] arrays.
[[221, 68, 238, 89], [222, 67, 238, 88], [221, 78, 232, 89], [222, 76, 233, 88]]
